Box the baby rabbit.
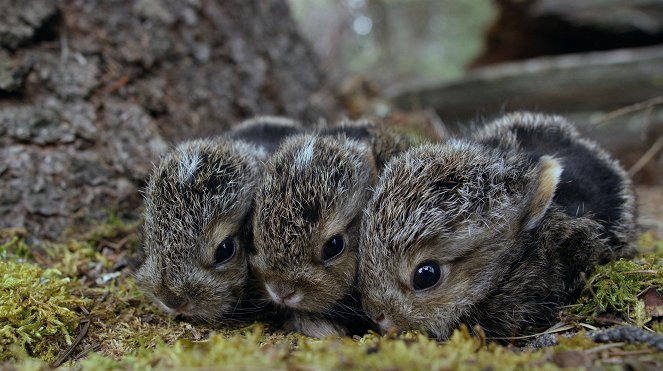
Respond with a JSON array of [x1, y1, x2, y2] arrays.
[[358, 112, 636, 340], [135, 116, 300, 323], [249, 120, 408, 337]]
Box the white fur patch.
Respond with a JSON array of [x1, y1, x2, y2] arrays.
[[294, 138, 315, 169], [265, 284, 280, 303], [526, 156, 563, 230], [177, 150, 201, 183]]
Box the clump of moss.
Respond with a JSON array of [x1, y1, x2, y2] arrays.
[[637, 232, 663, 255], [78, 325, 558, 371], [0, 236, 32, 261], [84, 276, 215, 359], [571, 254, 663, 325], [42, 240, 109, 278], [3, 226, 663, 369], [0, 261, 91, 362]]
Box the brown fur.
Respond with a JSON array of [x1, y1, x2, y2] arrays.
[[136, 137, 263, 323], [473, 112, 637, 257], [136, 116, 300, 323], [321, 119, 411, 168], [358, 113, 636, 340], [249, 120, 408, 336]]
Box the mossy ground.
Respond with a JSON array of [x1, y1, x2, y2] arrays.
[[2, 220, 663, 370]]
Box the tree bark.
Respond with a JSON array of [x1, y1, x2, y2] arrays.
[[0, 0, 337, 241]]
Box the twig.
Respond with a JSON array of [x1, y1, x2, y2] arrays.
[[627, 136, 663, 177], [100, 235, 132, 251], [487, 322, 575, 340], [623, 270, 659, 276], [578, 323, 598, 331], [586, 342, 625, 353], [593, 96, 663, 125], [608, 349, 653, 357], [72, 342, 101, 361], [51, 316, 91, 367]]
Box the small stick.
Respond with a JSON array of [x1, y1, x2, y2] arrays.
[[73, 342, 101, 361], [622, 270, 659, 276], [51, 317, 91, 367], [627, 136, 663, 177], [593, 96, 663, 125], [586, 342, 625, 353], [487, 323, 575, 340]]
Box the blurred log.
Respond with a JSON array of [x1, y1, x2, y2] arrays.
[[474, 0, 663, 66], [390, 45, 663, 122], [388, 45, 663, 183]]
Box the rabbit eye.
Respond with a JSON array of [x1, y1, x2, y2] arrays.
[[412, 261, 442, 291], [214, 237, 236, 266], [321, 234, 344, 262]]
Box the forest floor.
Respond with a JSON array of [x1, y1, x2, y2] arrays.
[[1, 183, 662, 370]]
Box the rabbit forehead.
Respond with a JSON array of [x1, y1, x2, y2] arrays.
[[362, 141, 529, 258], [253, 135, 372, 254], [142, 138, 260, 260]]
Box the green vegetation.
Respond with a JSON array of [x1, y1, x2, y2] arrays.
[[571, 257, 663, 321], [289, 0, 495, 85], [76, 326, 558, 370], [569, 234, 663, 330], [2, 221, 663, 369], [0, 260, 89, 362]]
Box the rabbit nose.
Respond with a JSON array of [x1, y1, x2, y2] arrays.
[[373, 313, 393, 332], [265, 283, 302, 307], [280, 290, 296, 301], [162, 292, 189, 313]]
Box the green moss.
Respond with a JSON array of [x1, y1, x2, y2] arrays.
[[83, 276, 214, 359], [571, 255, 663, 325], [3, 226, 663, 369], [0, 236, 32, 261], [637, 232, 663, 255], [82, 212, 139, 247], [77, 326, 560, 371], [0, 261, 90, 362]]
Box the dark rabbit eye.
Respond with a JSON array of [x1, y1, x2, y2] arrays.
[[322, 234, 345, 262], [412, 261, 442, 291], [214, 237, 236, 266]]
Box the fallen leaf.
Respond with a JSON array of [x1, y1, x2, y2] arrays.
[[637, 286, 663, 317]]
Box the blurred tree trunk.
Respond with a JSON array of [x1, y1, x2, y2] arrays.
[[0, 0, 337, 241]]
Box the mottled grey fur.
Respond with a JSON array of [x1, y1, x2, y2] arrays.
[[358, 112, 636, 340], [136, 116, 300, 323], [136, 137, 264, 322], [320, 119, 411, 168], [249, 120, 408, 337], [473, 112, 636, 256]]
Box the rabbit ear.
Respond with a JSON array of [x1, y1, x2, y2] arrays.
[[523, 156, 563, 230]]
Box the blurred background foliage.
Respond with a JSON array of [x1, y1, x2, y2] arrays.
[[289, 0, 495, 88]]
